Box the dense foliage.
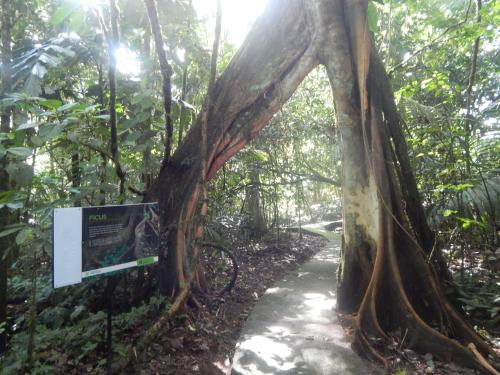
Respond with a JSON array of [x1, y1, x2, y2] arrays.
[[0, 0, 498, 373]]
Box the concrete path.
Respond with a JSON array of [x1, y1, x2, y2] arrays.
[[231, 231, 376, 375]]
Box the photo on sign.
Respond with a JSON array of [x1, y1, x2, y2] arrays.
[[82, 203, 159, 276]]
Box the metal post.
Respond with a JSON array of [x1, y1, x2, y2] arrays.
[[105, 275, 118, 375]]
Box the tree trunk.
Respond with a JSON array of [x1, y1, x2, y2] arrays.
[[177, 0, 192, 147], [107, 0, 126, 200], [243, 169, 267, 238], [144, 0, 174, 166], [0, 0, 13, 354], [319, 0, 496, 369], [147, 0, 497, 371], [148, 0, 318, 295], [71, 151, 81, 206]]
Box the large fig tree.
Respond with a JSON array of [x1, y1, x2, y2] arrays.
[[148, 0, 498, 371]]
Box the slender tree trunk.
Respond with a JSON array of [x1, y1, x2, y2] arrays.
[[141, 28, 153, 189], [464, 0, 482, 176], [71, 151, 81, 206], [296, 182, 303, 240], [243, 169, 267, 238], [0, 0, 13, 353], [178, 0, 192, 147], [96, 49, 108, 205], [107, 0, 125, 200], [144, 0, 174, 166]]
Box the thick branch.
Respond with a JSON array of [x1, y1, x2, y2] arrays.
[[151, 0, 318, 196], [149, 0, 318, 296]]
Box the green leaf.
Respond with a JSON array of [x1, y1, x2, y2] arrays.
[[443, 209, 457, 217], [16, 121, 39, 131], [457, 217, 485, 229], [70, 305, 86, 321], [31, 62, 47, 78], [57, 102, 78, 112], [45, 45, 75, 58], [139, 97, 154, 110], [253, 150, 269, 162], [0, 225, 24, 238], [30, 135, 44, 147], [7, 147, 32, 158], [82, 104, 100, 113], [6, 202, 24, 209], [39, 52, 61, 67], [24, 74, 42, 96], [130, 111, 150, 125], [38, 98, 62, 109], [0, 190, 15, 204], [0, 144, 5, 158], [39, 122, 65, 141], [94, 114, 110, 120], [367, 2, 378, 32], [180, 100, 196, 112], [16, 228, 32, 245], [6, 162, 34, 187]]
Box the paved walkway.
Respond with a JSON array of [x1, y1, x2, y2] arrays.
[[231, 230, 376, 375]]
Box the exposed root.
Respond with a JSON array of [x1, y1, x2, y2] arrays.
[[349, 71, 499, 374], [468, 343, 500, 375], [353, 329, 388, 368], [188, 294, 204, 311]]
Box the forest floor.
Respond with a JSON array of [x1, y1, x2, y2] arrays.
[[129, 228, 493, 375], [131, 232, 327, 375]]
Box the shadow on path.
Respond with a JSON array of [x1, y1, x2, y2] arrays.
[[231, 233, 378, 375]]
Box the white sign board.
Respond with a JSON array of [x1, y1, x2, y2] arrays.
[[52, 203, 159, 288], [53, 207, 83, 288]]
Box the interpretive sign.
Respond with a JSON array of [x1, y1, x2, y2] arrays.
[[53, 203, 159, 288]]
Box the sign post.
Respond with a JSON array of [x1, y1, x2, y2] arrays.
[[52, 203, 160, 373]]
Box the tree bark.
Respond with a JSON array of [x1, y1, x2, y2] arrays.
[[144, 0, 174, 166], [108, 0, 126, 200], [149, 0, 318, 295], [71, 151, 81, 206], [0, 0, 13, 353], [321, 0, 495, 369], [243, 169, 267, 238], [464, 0, 482, 176], [147, 0, 497, 371], [177, 1, 192, 147]]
